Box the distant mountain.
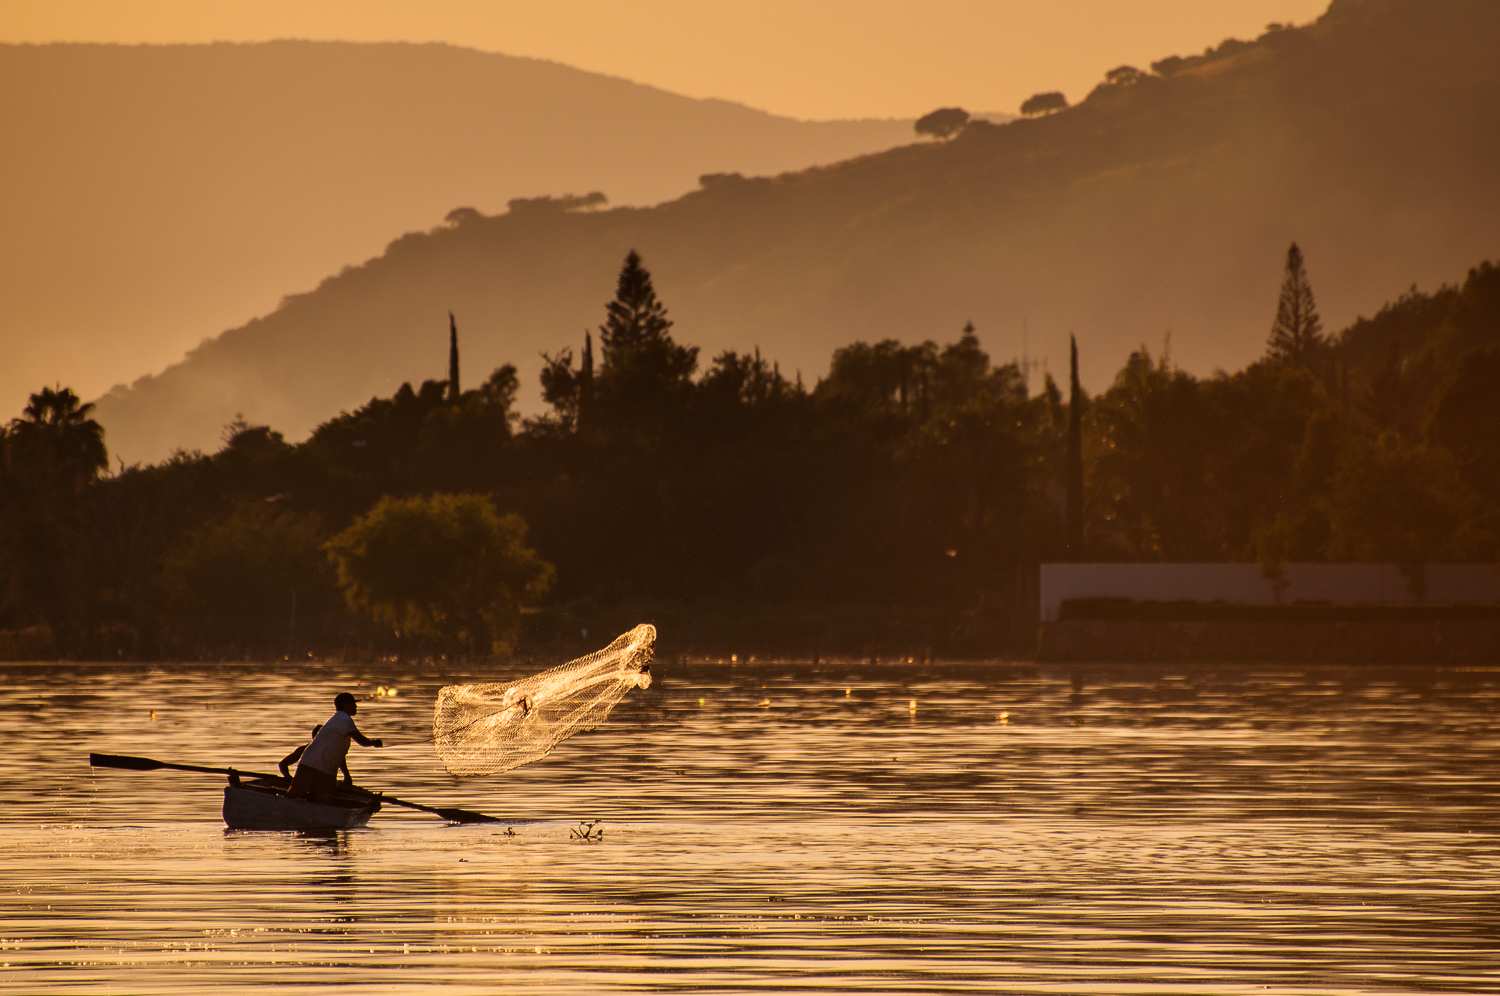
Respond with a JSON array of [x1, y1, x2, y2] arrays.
[[92, 0, 1500, 462], [0, 40, 913, 425]]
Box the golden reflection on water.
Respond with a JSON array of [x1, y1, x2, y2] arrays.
[[0, 658, 1497, 993]]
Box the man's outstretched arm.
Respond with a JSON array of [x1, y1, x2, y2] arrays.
[[351, 723, 384, 749]]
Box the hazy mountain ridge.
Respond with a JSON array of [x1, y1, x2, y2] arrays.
[[0, 39, 914, 429], [91, 0, 1500, 461]]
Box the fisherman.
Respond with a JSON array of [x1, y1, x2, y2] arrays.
[[277, 723, 356, 784], [286, 692, 384, 803]]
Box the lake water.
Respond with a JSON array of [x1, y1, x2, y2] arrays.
[[1, 653, 1497, 994]]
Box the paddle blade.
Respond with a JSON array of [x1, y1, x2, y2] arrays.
[[434, 807, 503, 825], [90, 753, 164, 771]]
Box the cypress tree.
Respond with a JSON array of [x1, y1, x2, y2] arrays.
[[447, 312, 460, 402], [580, 331, 594, 408], [1266, 243, 1326, 369], [1066, 335, 1085, 558]]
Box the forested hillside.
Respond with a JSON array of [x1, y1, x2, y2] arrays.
[[0, 40, 912, 430], [93, 0, 1500, 462]]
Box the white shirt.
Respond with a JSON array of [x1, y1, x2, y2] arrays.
[[299, 710, 357, 775]]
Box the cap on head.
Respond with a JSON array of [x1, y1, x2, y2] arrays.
[[334, 692, 357, 713]]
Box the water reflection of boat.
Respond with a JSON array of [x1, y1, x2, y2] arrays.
[[222, 776, 381, 831]]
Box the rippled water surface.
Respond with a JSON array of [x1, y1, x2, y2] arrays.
[[2, 655, 1497, 994]]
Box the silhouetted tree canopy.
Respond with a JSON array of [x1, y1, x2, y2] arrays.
[[1358, 340, 1411, 436], [1104, 65, 1147, 86], [699, 172, 744, 188], [506, 191, 608, 215], [164, 502, 334, 648], [914, 107, 970, 139], [1428, 347, 1500, 503], [2, 249, 1498, 659], [1088, 346, 1210, 559], [325, 493, 553, 655], [444, 206, 483, 226], [1020, 92, 1068, 116], [1322, 436, 1478, 598]]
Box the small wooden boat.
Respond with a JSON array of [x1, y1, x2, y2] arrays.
[[88, 752, 501, 827], [222, 775, 381, 831]]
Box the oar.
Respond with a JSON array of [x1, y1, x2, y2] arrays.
[[88, 752, 503, 825], [367, 793, 503, 824], [90, 752, 284, 782]]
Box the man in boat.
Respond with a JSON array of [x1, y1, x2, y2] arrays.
[[278, 724, 356, 784], [286, 692, 384, 803], [280, 724, 319, 780]]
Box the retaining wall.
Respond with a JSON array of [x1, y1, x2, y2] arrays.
[[1040, 563, 1500, 622], [1037, 619, 1500, 664]]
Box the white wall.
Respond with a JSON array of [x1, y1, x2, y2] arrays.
[[1038, 563, 1500, 621]]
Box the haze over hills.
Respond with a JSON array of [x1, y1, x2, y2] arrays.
[[0, 40, 914, 425], [92, 0, 1500, 463]]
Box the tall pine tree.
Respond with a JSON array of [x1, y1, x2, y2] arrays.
[[595, 250, 697, 420], [1266, 243, 1326, 369]]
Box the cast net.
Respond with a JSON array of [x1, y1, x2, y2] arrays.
[[433, 624, 655, 776]]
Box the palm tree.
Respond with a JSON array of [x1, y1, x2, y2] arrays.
[[10, 387, 106, 481], [1, 386, 108, 654]]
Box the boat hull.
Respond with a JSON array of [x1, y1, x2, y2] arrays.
[[223, 784, 380, 831]]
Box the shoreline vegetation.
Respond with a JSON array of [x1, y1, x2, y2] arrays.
[[3, 248, 1498, 663]]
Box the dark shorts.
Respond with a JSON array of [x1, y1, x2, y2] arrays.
[[287, 764, 338, 803]]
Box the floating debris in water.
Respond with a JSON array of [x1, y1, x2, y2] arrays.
[[997, 712, 1010, 724], [570, 820, 604, 841], [757, 699, 771, 708], [908, 699, 917, 712]]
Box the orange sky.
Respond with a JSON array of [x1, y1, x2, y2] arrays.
[[4, 0, 1333, 120]]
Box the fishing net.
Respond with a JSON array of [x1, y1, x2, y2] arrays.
[[433, 624, 655, 777]]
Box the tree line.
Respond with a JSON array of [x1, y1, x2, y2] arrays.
[[2, 246, 1497, 659]]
